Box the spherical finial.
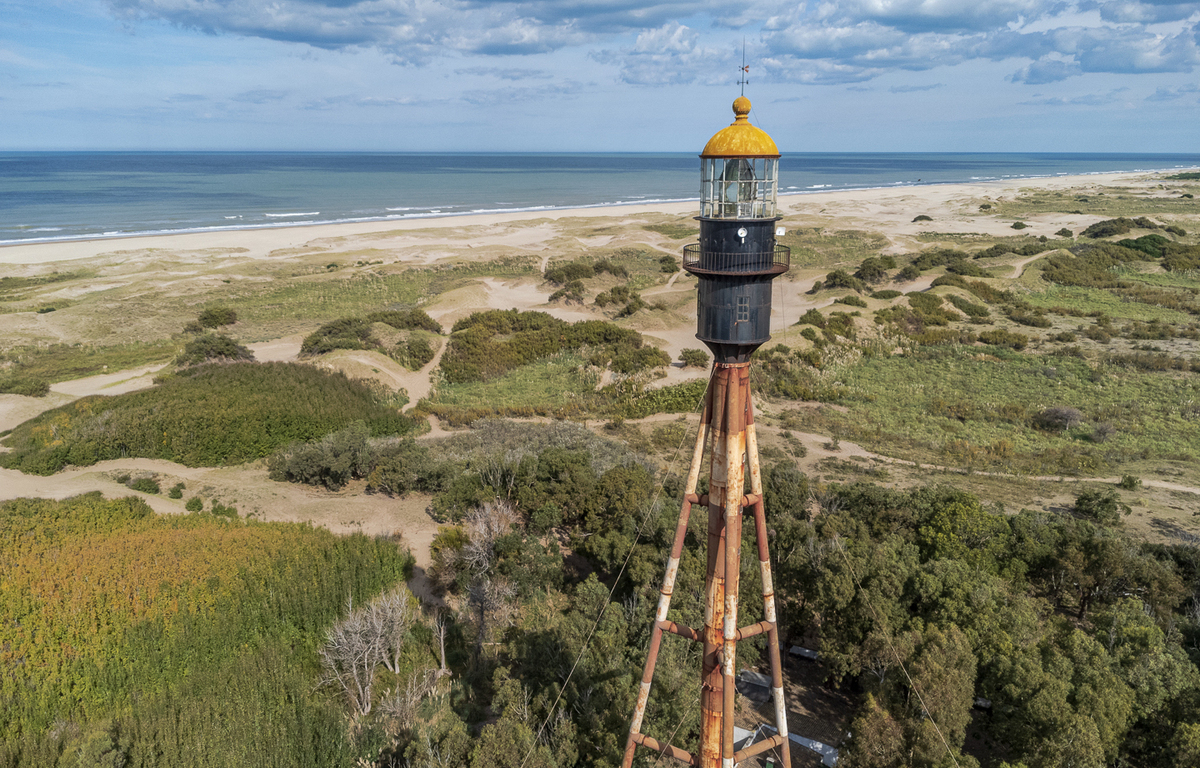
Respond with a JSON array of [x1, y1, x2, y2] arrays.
[[733, 96, 751, 122]]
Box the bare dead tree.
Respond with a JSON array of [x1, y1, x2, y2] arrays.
[[462, 500, 519, 574], [320, 605, 388, 716], [430, 609, 451, 677], [371, 586, 418, 674]]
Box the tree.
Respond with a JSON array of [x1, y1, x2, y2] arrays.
[[319, 602, 388, 716]]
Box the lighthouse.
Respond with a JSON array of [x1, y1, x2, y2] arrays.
[[622, 98, 792, 768]]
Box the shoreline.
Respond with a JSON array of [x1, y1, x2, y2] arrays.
[[1, 169, 1191, 266]]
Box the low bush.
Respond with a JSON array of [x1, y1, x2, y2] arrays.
[[1080, 217, 1160, 239], [871, 289, 902, 300], [823, 269, 865, 293], [912, 215, 933, 222], [1032, 406, 1083, 433], [977, 328, 1029, 350], [679, 348, 709, 368], [896, 264, 922, 281], [797, 309, 827, 328], [168, 482, 185, 499], [184, 496, 203, 512], [659, 255, 678, 273], [1056, 228, 1074, 238], [1011, 222, 1028, 230], [944, 294, 989, 319], [1117, 474, 1142, 490], [1072, 488, 1130, 525], [441, 310, 666, 383], [197, 306, 237, 328], [130, 477, 160, 494], [177, 333, 255, 367], [544, 260, 594, 284], [836, 295, 868, 308], [0, 376, 50, 397]]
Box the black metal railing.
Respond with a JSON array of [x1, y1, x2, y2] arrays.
[[682, 244, 790, 275]]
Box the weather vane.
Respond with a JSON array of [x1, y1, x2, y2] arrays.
[[739, 40, 749, 95]]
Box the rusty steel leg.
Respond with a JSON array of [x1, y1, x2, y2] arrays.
[[746, 397, 792, 768], [721, 367, 747, 768], [700, 364, 734, 768], [621, 383, 714, 768]]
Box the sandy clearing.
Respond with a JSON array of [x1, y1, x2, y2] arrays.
[[50, 363, 167, 397], [248, 335, 303, 362]]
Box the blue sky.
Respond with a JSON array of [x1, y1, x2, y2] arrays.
[[1, 0, 1198, 152]]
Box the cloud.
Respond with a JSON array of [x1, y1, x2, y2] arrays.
[[1145, 82, 1200, 100], [592, 23, 734, 85], [231, 89, 288, 104], [101, 0, 1200, 88], [1020, 87, 1129, 105], [104, 0, 734, 63], [889, 83, 944, 92], [1009, 56, 1083, 83], [459, 80, 587, 105], [454, 67, 554, 80]]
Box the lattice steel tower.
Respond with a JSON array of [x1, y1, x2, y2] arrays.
[[622, 97, 791, 768]]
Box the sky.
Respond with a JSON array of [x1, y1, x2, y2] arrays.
[[1, 0, 1198, 152]]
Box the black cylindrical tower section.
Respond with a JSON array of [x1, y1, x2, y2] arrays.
[[686, 96, 789, 365]]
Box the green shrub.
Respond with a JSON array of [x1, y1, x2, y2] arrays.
[[1056, 228, 1074, 238], [177, 333, 255, 367], [944, 294, 989, 319], [185, 496, 203, 512], [1011, 222, 1028, 230], [977, 328, 1029, 350], [1080, 217, 1160, 239], [365, 309, 441, 333], [1032, 406, 1083, 433], [797, 309, 827, 328], [679, 348, 709, 368], [441, 310, 664, 383], [592, 259, 629, 278], [1072, 488, 1130, 525], [823, 269, 864, 293], [659, 255, 678, 273], [300, 317, 375, 356], [836, 295, 868, 308], [544, 260, 594, 284], [197, 306, 237, 328], [130, 477, 160, 494], [912, 215, 933, 222], [549, 279, 586, 304], [855, 257, 894, 284], [0, 376, 50, 397], [871, 289, 902, 300], [211, 502, 238, 519], [896, 264, 922, 281], [168, 482, 185, 499], [1117, 474, 1142, 490]]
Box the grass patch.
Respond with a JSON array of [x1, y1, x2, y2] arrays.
[[994, 186, 1200, 218], [777, 227, 889, 268], [643, 221, 697, 240], [775, 345, 1200, 474], [1021, 284, 1196, 322], [0, 341, 181, 383], [427, 353, 597, 412]]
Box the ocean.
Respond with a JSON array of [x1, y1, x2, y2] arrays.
[[2, 151, 1199, 245]]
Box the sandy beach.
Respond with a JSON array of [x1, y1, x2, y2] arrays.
[[0, 170, 1173, 266]]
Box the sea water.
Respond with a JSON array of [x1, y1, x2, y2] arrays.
[[2, 151, 1198, 245]]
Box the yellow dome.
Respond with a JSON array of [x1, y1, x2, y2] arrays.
[[701, 97, 779, 158]]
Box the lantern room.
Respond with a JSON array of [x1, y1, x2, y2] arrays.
[[683, 96, 789, 365]]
